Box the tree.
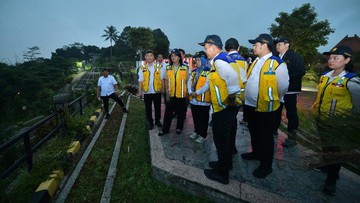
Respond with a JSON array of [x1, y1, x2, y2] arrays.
[[269, 3, 335, 65], [23, 46, 41, 62], [129, 27, 154, 60], [101, 25, 119, 60], [113, 26, 136, 60], [152, 28, 170, 57], [52, 43, 85, 60]]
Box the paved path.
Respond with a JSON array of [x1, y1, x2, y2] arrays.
[[149, 103, 360, 202]]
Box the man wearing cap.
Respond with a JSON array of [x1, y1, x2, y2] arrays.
[[97, 68, 129, 119], [159, 48, 189, 136], [225, 37, 248, 155], [137, 50, 163, 130], [199, 34, 241, 184], [188, 51, 211, 143], [275, 37, 305, 147], [242, 33, 289, 178]]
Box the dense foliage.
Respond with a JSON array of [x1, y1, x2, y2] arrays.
[[269, 3, 335, 66]]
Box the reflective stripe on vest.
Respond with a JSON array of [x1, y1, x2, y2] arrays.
[[166, 65, 188, 98], [314, 73, 354, 117], [247, 57, 282, 112], [189, 70, 211, 103], [141, 64, 162, 93]]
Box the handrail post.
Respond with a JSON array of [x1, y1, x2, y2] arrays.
[[79, 96, 83, 115], [23, 132, 33, 172]]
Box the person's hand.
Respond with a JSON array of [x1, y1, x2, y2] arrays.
[[191, 92, 197, 98], [137, 92, 143, 99]]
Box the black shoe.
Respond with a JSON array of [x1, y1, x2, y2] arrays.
[[176, 129, 182, 134], [252, 167, 272, 179], [209, 161, 233, 170], [323, 177, 337, 196], [105, 113, 110, 119], [155, 121, 163, 127], [148, 122, 154, 130], [282, 139, 297, 148], [241, 152, 259, 160], [204, 169, 229, 184], [123, 108, 129, 113]]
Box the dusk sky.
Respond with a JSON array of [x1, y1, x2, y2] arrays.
[[1, 0, 359, 64]]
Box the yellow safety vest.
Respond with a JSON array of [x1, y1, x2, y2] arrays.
[[166, 64, 188, 98], [208, 53, 241, 113], [313, 72, 355, 117], [140, 64, 162, 93], [247, 56, 283, 112], [189, 69, 211, 103]]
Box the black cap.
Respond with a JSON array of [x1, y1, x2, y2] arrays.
[[170, 48, 181, 57], [225, 38, 239, 50], [323, 46, 353, 57], [193, 51, 207, 58], [249, 33, 273, 45], [274, 37, 290, 44], [198, 35, 223, 48]]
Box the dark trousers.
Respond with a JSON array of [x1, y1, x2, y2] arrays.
[[162, 97, 187, 133], [144, 93, 161, 124], [284, 94, 299, 132], [246, 105, 276, 169], [190, 104, 210, 138], [242, 105, 249, 122], [317, 119, 342, 179], [274, 103, 284, 134], [101, 93, 124, 113], [212, 106, 238, 170]]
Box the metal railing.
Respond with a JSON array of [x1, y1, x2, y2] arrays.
[[0, 94, 91, 179]]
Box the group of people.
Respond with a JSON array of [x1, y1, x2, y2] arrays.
[[98, 33, 360, 196]]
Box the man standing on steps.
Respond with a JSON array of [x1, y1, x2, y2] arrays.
[[137, 50, 163, 130], [274, 37, 305, 148], [97, 68, 128, 119]]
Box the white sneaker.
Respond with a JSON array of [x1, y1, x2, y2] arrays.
[[196, 136, 207, 143], [189, 132, 200, 139]]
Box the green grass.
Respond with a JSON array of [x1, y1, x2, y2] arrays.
[[66, 104, 123, 202], [302, 79, 317, 88], [1, 104, 98, 203], [111, 97, 211, 202]]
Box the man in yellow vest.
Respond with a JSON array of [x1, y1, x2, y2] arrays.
[[137, 50, 163, 130], [242, 33, 289, 178], [158, 48, 189, 136], [225, 38, 248, 156], [198, 35, 241, 184]]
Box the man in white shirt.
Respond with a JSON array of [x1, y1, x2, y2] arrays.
[[198, 35, 241, 184], [137, 50, 163, 130], [241, 34, 289, 178], [97, 68, 128, 119]]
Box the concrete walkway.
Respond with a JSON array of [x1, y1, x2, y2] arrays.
[[149, 104, 360, 203]]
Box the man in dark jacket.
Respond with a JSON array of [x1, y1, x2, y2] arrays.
[[275, 37, 305, 147]]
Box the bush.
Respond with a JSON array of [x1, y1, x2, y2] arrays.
[[303, 68, 319, 82]]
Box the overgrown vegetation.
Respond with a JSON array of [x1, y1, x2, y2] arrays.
[[111, 97, 211, 202], [66, 103, 123, 202], [0, 103, 98, 202]]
